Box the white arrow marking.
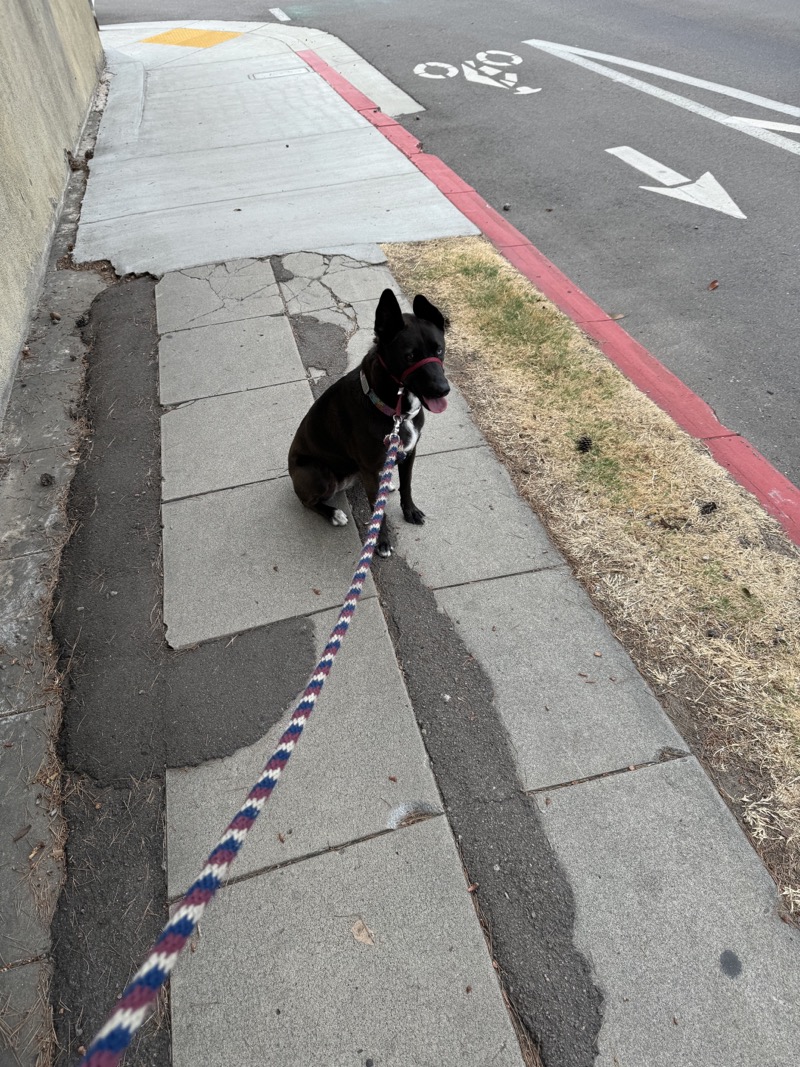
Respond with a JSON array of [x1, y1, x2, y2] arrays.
[[606, 146, 746, 219], [523, 39, 800, 156]]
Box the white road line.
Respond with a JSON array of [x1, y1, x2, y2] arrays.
[[523, 39, 800, 156], [524, 39, 800, 116], [729, 116, 800, 133], [269, 7, 291, 22], [605, 146, 688, 186]]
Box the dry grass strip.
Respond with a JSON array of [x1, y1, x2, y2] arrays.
[[385, 236, 800, 914]]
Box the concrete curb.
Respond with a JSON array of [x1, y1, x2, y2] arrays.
[[299, 50, 800, 546]]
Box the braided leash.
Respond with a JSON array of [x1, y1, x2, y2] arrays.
[[78, 430, 404, 1066]]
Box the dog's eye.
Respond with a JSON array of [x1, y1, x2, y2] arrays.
[[436, 346, 443, 356]]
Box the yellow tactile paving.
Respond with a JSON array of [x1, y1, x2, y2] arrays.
[[141, 28, 242, 49]]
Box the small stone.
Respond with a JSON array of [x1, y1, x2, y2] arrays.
[[50, 311, 61, 322]]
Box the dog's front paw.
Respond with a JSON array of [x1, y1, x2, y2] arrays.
[[376, 539, 393, 558], [403, 506, 426, 526], [331, 509, 348, 527]]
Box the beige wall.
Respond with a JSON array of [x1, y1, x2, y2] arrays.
[[0, 1, 102, 416]]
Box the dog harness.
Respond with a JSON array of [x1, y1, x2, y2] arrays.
[[361, 349, 444, 417]]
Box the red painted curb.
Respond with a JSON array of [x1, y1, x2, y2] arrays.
[[299, 50, 800, 545]]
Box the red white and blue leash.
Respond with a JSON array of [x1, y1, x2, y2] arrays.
[[78, 425, 404, 1066]]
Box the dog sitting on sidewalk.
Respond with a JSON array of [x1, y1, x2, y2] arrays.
[[288, 288, 450, 557]]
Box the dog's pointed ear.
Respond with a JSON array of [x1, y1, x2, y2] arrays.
[[413, 295, 448, 333], [375, 288, 405, 340]]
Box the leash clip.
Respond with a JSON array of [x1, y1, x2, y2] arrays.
[[384, 416, 405, 460]]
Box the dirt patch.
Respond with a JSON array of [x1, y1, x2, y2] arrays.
[[385, 236, 800, 915]]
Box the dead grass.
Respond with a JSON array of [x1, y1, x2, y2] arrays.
[[385, 236, 800, 912]]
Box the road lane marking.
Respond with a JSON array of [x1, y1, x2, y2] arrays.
[[606, 146, 746, 218], [269, 7, 291, 21], [729, 117, 800, 134], [524, 40, 800, 116], [523, 39, 800, 156]]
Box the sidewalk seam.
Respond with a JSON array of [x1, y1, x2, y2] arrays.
[[167, 812, 445, 903]]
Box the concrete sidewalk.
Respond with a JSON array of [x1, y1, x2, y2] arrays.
[[5, 18, 798, 1067]]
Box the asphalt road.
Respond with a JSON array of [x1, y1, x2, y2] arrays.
[[96, 0, 800, 485]]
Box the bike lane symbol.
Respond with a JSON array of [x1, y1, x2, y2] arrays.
[[414, 51, 541, 95]]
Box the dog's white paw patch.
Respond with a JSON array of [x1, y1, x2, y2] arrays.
[[331, 509, 348, 527], [377, 544, 393, 558]]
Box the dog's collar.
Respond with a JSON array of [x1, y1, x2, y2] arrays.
[[360, 369, 421, 419]]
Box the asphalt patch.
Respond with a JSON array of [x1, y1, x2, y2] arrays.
[[51, 779, 169, 1067], [289, 314, 348, 400], [52, 278, 315, 784], [50, 277, 316, 1062], [351, 487, 603, 1067]]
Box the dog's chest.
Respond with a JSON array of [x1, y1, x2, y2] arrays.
[[400, 415, 420, 453], [399, 394, 422, 453]]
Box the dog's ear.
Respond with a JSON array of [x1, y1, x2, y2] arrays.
[[413, 295, 448, 333], [375, 288, 405, 340]]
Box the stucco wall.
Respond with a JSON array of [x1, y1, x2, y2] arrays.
[[0, 1, 102, 418]]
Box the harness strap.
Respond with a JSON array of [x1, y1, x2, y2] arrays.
[[377, 352, 443, 385]]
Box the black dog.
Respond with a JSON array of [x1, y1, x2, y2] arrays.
[[288, 288, 449, 557]]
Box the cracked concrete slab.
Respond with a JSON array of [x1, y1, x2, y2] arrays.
[[279, 276, 343, 317], [436, 570, 685, 790], [315, 243, 388, 264], [155, 260, 283, 333], [322, 263, 400, 306], [170, 817, 525, 1067], [280, 252, 327, 279], [158, 313, 306, 405], [165, 598, 442, 895], [536, 757, 800, 1066], [162, 476, 375, 648], [161, 380, 312, 500]]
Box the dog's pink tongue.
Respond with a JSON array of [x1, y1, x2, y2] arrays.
[[424, 396, 448, 414]]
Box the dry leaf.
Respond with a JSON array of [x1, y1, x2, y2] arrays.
[[388, 775, 398, 783], [707, 280, 719, 290], [467, 883, 478, 893], [352, 918, 375, 946], [610, 313, 626, 320]]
